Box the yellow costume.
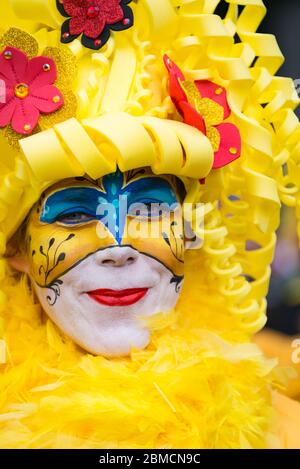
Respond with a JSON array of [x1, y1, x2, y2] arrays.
[[0, 0, 300, 448]]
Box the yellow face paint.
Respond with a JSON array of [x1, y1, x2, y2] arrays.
[[26, 169, 185, 288]]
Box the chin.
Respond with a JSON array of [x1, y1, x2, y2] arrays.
[[74, 323, 151, 357]]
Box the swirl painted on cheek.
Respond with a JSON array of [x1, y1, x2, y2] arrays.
[[162, 221, 185, 292], [162, 221, 184, 263], [30, 233, 76, 305]]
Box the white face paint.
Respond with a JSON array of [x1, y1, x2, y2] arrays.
[[33, 246, 181, 357], [26, 170, 185, 357]]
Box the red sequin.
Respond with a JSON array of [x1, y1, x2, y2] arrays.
[[87, 6, 100, 18]]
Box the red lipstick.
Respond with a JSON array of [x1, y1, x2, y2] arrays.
[[87, 288, 148, 307]]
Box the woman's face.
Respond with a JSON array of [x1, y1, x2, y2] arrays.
[[21, 168, 185, 356]]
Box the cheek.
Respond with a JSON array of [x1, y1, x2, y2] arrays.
[[26, 221, 117, 286], [122, 213, 184, 276]]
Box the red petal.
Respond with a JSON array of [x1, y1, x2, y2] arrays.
[[69, 16, 85, 35], [102, 5, 124, 24], [84, 17, 106, 39], [213, 123, 241, 169], [11, 100, 40, 135], [195, 80, 231, 119], [164, 55, 187, 110], [97, 0, 120, 9], [0, 84, 13, 106], [97, 0, 119, 5], [0, 47, 28, 84], [26, 57, 57, 89], [164, 55, 185, 81], [63, 0, 84, 17], [28, 85, 64, 113], [180, 101, 206, 134], [0, 95, 17, 127]]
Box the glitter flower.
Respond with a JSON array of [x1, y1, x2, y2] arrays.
[[57, 0, 134, 50], [164, 55, 241, 169], [0, 46, 63, 135]]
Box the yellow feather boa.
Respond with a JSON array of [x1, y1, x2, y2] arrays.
[[0, 251, 281, 449]]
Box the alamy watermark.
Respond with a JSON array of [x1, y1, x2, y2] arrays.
[[292, 338, 300, 365], [93, 198, 205, 248]]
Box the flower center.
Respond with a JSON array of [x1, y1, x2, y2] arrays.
[[86, 5, 100, 18], [15, 83, 29, 99]]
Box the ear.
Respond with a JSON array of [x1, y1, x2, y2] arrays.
[[7, 255, 30, 275]]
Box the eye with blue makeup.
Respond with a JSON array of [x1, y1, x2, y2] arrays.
[[40, 187, 104, 225], [40, 170, 181, 242]]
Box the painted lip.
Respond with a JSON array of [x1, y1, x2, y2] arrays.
[[86, 288, 149, 307]]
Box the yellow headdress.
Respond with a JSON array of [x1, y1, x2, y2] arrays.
[[0, 0, 299, 449]]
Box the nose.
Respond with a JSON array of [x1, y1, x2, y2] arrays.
[[95, 246, 138, 267]]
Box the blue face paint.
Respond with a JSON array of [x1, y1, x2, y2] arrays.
[[41, 170, 180, 243], [40, 187, 105, 225]]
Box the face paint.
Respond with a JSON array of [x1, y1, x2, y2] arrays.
[[25, 168, 185, 357]]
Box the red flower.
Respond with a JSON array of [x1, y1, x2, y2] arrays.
[[57, 0, 134, 50], [0, 47, 63, 135], [164, 55, 241, 169]]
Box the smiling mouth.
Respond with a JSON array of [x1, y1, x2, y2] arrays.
[[87, 288, 149, 307]]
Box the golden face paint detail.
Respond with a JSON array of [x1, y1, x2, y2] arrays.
[[122, 212, 184, 277], [27, 219, 117, 287]]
